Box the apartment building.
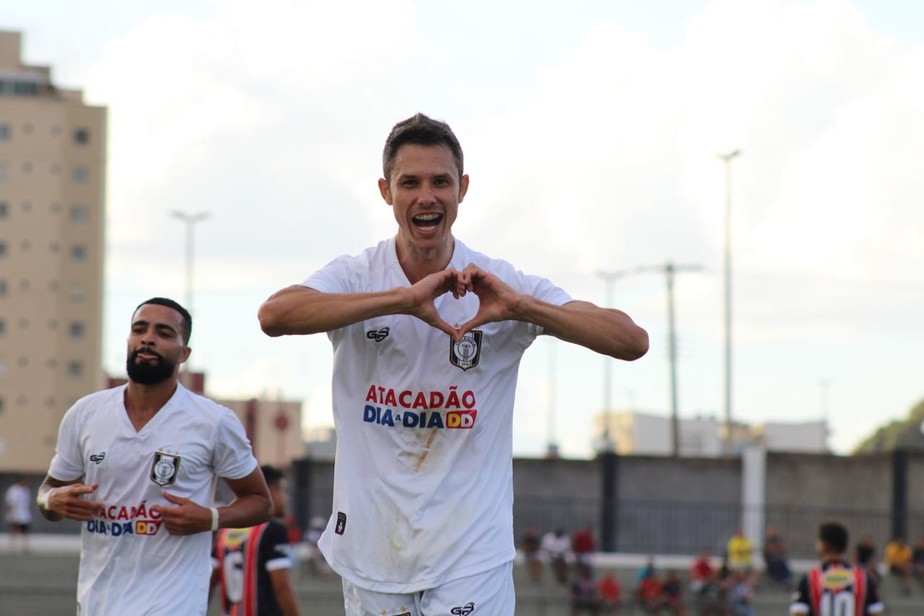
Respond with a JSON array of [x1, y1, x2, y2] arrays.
[[0, 31, 107, 471]]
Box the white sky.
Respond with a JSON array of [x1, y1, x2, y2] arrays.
[[3, 0, 923, 456]]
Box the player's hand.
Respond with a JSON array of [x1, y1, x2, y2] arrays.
[[45, 483, 104, 521], [406, 268, 464, 340], [455, 264, 521, 337], [151, 492, 211, 535]]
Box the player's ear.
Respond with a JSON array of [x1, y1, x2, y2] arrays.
[[378, 178, 393, 205], [458, 174, 469, 203]]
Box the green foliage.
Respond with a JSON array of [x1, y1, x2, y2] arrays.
[[853, 398, 924, 454]]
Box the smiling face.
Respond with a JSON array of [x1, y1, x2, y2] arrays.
[[125, 303, 190, 385], [379, 143, 469, 273]]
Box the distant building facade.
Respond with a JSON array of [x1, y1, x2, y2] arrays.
[[596, 410, 829, 456], [0, 31, 107, 472]]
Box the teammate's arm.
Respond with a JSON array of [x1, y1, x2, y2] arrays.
[[456, 264, 649, 361], [268, 568, 302, 616], [258, 269, 462, 339]]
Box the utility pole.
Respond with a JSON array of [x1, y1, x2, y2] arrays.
[[718, 149, 741, 455], [170, 210, 210, 314], [637, 262, 702, 456], [595, 270, 631, 452]]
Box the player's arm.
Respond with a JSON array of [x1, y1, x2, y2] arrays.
[[457, 264, 648, 360], [259, 270, 462, 339], [153, 467, 272, 535], [268, 568, 302, 616], [36, 475, 104, 522]]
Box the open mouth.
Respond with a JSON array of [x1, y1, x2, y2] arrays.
[[412, 213, 443, 228]]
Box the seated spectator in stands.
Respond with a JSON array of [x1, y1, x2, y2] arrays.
[[542, 527, 571, 585], [689, 549, 715, 593], [571, 563, 600, 615], [726, 527, 754, 573], [663, 570, 687, 616], [694, 570, 723, 616], [521, 525, 543, 584], [597, 570, 623, 615], [855, 536, 879, 581], [726, 569, 756, 616], [762, 525, 793, 588], [637, 555, 658, 583], [572, 525, 597, 568], [636, 570, 666, 615], [912, 538, 924, 589], [884, 536, 913, 595]]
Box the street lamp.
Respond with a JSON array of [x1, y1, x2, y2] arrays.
[[718, 149, 741, 455], [170, 209, 210, 316]]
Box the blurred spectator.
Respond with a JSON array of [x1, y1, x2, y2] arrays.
[[884, 536, 913, 595], [694, 570, 724, 616], [912, 538, 924, 589], [663, 570, 687, 616], [542, 527, 571, 585], [597, 570, 623, 615], [726, 569, 756, 616], [571, 563, 600, 615], [636, 570, 666, 615], [573, 525, 597, 568], [521, 525, 543, 583], [726, 528, 753, 573], [638, 555, 658, 583], [855, 536, 879, 581], [762, 525, 792, 588], [689, 549, 715, 593], [4, 477, 32, 554]]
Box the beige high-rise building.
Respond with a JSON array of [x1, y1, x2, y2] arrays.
[[0, 31, 107, 472]]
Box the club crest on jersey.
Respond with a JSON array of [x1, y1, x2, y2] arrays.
[[150, 451, 180, 487], [449, 330, 482, 371]]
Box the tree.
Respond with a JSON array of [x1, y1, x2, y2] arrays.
[[854, 399, 924, 454]]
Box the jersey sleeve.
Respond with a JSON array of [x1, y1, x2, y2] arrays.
[[260, 521, 295, 572], [212, 408, 259, 480], [47, 400, 89, 481], [302, 254, 358, 294]]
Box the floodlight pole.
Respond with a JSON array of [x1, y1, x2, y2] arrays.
[[718, 149, 741, 455]]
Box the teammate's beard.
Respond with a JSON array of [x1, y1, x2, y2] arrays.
[[126, 348, 176, 385]]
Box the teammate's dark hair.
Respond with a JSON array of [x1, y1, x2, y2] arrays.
[[819, 521, 849, 554], [135, 297, 192, 344], [261, 464, 284, 489], [382, 113, 464, 182]]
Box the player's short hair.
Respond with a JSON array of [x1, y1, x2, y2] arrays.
[[135, 297, 192, 345], [261, 464, 284, 489], [382, 113, 464, 182], [819, 521, 849, 554]]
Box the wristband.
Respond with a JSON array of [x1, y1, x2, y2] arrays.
[[210, 507, 220, 532], [37, 487, 55, 510]]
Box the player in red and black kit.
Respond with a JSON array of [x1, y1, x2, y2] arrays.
[[790, 521, 884, 616], [212, 465, 302, 616]]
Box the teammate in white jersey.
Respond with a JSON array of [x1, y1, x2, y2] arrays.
[[37, 297, 272, 615], [259, 114, 649, 616]]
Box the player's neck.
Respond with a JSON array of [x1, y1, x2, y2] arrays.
[[124, 379, 179, 431], [396, 235, 455, 284]]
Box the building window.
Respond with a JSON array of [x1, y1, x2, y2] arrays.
[[0, 163, 8, 182], [0, 319, 5, 335], [0, 241, 6, 257], [74, 128, 90, 145], [72, 166, 89, 185], [0, 123, 10, 140], [67, 361, 83, 378], [71, 245, 87, 261], [22, 161, 32, 174], [0, 397, 4, 414], [69, 322, 85, 338], [0, 201, 7, 218], [0, 280, 6, 295], [70, 205, 89, 223], [23, 123, 33, 134], [70, 286, 86, 302]]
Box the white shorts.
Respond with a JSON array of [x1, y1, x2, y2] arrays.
[[341, 560, 515, 616]]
